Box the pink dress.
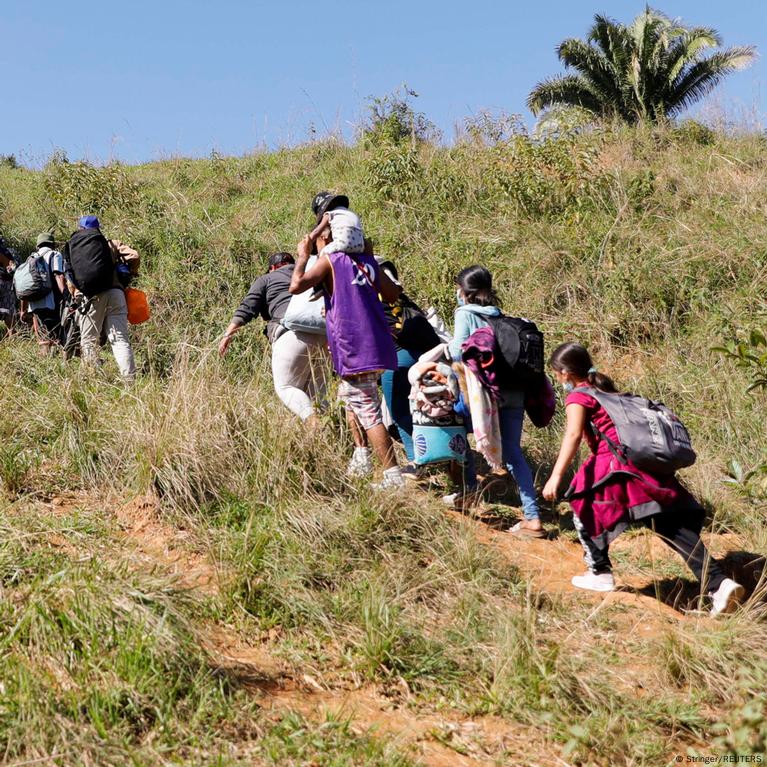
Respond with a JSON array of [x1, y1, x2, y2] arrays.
[[565, 391, 702, 543]]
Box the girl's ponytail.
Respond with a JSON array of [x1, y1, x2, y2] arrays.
[[586, 367, 618, 394], [550, 344, 618, 393]]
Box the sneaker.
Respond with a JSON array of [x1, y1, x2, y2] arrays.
[[571, 571, 616, 592], [710, 578, 745, 617], [442, 490, 479, 510], [371, 467, 405, 491], [347, 448, 373, 478], [400, 463, 421, 482]]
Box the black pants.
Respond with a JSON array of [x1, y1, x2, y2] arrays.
[[574, 508, 726, 593], [32, 308, 62, 346]]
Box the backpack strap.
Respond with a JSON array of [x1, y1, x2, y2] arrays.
[[571, 385, 628, 465]]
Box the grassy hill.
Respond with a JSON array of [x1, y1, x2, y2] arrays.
[[0, 120, 765, 765]]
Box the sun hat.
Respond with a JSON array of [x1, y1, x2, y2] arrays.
[[36, 232, 55, 248]]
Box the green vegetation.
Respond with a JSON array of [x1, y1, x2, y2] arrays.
[[717, 330, 767, 501], [0, 115, 766, 765], [528, 8, 755, 123]]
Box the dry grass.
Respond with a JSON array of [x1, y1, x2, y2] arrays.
[[0, 122, 766, 764]]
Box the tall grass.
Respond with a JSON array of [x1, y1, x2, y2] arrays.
[[1, 119, 766, 764]]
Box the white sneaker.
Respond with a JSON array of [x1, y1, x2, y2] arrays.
[[442, 491, 478, 510], [571, 571, 616, 592], [347, 448, 373, 478], [710, 578, 745, 617]]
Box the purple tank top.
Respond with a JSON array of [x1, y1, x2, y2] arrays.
[[324, 252, 397, 377]]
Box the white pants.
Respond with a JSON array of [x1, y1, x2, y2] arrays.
[[271, 329, 329, 420], [77, 288, 136, 380]]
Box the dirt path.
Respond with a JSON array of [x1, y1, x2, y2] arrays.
[[110, 495, 552, 766], [44, 492, 760, 766], [468, 519, 685, 623], [208, 628, 540, 766]]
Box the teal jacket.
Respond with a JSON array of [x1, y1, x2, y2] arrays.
[[449, 303, 524, 408], [448, 304, 501, 360]]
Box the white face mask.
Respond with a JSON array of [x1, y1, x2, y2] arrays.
[[456, 289, 465, 306], [563, 382, 574, 393]]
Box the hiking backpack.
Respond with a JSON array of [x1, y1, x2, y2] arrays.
[[13, 251, 52, 300], [66, 229, 114, 297], [486, 315, 545, 389], [573, 386, 696, 475]]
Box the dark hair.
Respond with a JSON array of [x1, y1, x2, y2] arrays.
[[548, 342, 618, 393], [268, 252, 295, 269], [455, 265, 498, 307]]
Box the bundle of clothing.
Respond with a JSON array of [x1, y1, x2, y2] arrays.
[[460, 328, 503, 469], [408, 360, 468, 465]]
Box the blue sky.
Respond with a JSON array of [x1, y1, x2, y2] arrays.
[[2, 0, 764, 165]]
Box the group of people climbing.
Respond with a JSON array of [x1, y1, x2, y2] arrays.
[[0, 190, 746, 616], [218, 191, 745, 617], [0, 216, 142, 378]]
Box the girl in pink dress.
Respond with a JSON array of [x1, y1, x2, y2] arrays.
[[542, 342, 744, 616]]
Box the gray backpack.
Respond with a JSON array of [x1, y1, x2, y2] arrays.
[[573, 386, 696, 475], [13, 251, 52, 300]]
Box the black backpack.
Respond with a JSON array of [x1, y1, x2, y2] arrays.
[[486, 315, 545, 389], [66, 229, 114, 298]]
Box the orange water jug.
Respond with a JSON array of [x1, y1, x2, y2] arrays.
[[125, 288, 150, 325]]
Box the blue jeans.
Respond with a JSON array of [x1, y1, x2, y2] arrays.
[[380, 348, 418, 462], [499, 406, 540, 521], [463, 449, 478, 492]]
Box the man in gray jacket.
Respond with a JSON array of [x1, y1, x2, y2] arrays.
[[219, 252, 328, 424]]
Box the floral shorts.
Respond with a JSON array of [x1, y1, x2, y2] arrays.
[[338, 372, 383, 430]]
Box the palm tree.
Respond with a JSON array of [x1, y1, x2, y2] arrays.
[[527, 7, 755, 123]]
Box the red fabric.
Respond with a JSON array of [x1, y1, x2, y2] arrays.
[[565, 391, 697, 539]]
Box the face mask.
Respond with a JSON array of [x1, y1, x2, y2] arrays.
[[456, 289, 465, 307], [563, 382, 574, 393]]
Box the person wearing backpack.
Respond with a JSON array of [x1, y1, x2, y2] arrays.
[[0, 235, 18, 334], [62, 216, 137, 380], [18, 233, 67, 355], [447, 265, 543, 535], [542, 342, 744, 616]]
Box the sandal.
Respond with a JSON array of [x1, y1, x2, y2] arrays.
[[509, 521, 546, 539]]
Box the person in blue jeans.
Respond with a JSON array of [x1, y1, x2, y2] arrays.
[[447, 265, 543, 537], [377, 258, 441, 479]]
